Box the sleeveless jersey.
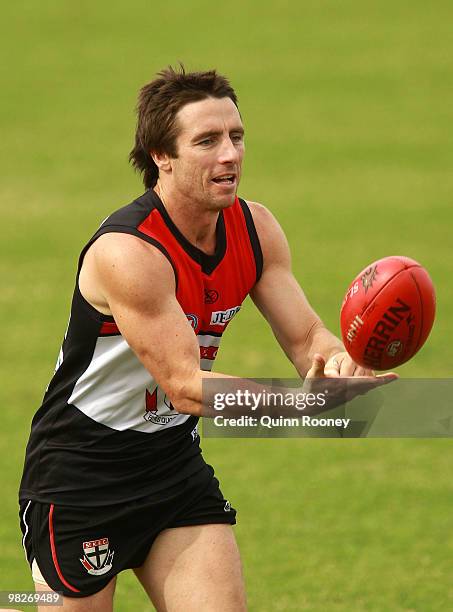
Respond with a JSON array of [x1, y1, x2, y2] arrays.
[[19, 190, 262, 506]]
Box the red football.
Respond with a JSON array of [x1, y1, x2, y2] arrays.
[[340, 256, 436, 370]]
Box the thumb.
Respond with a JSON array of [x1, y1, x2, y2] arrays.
[[306, 353, 326, 379]]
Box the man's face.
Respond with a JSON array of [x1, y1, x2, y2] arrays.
[[165, 97, 245, 211]]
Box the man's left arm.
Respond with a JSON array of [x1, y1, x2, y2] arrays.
[[248, 201, 372, 378]]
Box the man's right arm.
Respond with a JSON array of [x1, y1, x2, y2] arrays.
[[79, 232, 232, 416]]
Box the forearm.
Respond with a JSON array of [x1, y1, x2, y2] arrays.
[[174, 361, 350, 419], [171, 369, 291, 417], [168, 369, 237, 417]]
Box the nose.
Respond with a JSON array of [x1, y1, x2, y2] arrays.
[[218, 136, 240, 164]]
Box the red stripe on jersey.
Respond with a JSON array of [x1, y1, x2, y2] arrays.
[[48, 504, 81, 593], [100, 321, 120, 335]]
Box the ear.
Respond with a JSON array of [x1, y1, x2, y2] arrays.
[[150, 151, 172, 173]]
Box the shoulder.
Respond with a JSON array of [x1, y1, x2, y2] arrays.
[[80, 232, 176, 315], [243, 200, 291, 265], [243, 200, 276, 228], [92, 231, 169, 267], [91, 232, 175, 286]]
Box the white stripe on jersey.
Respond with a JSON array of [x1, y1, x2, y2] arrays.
[[197, 334, 221, 348], [67, 333, 222, 433]]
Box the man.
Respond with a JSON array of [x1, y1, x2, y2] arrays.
[[19, 66, 393, 611]]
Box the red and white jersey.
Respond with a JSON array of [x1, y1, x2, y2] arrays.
[[20, 190, 262, 505]]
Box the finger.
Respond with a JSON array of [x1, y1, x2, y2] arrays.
[[376, 372, 399, 383], [343, 375, 395, 401], [357, 373, 398, 390], [353, 366, 368, 377], [306, 354, 326, 379], [339, 359, 357, 377], [324, 356, 341, 377], [347, 365, 375, 377]]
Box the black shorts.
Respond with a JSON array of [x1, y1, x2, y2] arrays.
[[19, 465, 236, 598]]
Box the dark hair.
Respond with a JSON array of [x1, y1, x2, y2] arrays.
[[129, 65, 239, 188]]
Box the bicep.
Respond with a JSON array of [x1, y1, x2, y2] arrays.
[[92, 233, 200, 400], [248, 203, 322, 356]]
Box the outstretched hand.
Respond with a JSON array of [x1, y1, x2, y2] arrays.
[[303, 353, 398, 414], [323, 351, 375, 377]]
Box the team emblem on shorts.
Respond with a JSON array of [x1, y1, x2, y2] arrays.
[[80, 538, 114, 576]]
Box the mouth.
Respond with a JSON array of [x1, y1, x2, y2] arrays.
[[211, 173, 236, 186]]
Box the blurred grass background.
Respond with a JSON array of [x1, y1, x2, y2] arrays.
[[1, 1, 452, 610]]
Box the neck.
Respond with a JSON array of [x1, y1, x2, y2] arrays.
[[154, 181, 220, 255]]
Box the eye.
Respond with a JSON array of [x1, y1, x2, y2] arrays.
[[198, 138, 214, 146], [231, 133, 244, 143]]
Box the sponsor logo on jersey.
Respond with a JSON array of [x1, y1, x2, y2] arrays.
[[163, 395, 175, 410], [144, 388, 177, 424], [210, 306, 241, 326], [145, 388, 158, 412], [80, 538, 114, 576], [204, 289, 219, 304], [186, 314, 198, 329], [200, 345, 218, 360], [144, 413, 176, 424]]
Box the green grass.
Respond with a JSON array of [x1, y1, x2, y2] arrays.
[[1, 1, 452, 610]]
